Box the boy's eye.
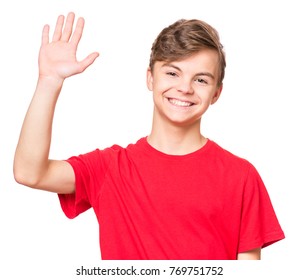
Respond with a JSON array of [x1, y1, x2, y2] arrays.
[[196, 78, 208, 84], [166, 72, 177, 77]]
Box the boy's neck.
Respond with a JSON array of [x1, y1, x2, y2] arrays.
[[147, 119, 207, 155]]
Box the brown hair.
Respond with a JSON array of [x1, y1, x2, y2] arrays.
[[149, 19, 226, 86]]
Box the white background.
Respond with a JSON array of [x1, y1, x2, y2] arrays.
[[0, 0, 298, 279]]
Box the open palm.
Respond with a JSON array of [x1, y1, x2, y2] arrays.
[[38, 12, 99, 81]]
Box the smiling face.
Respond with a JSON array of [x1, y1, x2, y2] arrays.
[[147, 49, 222, 128]]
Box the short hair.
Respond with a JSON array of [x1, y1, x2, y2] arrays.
[[149, 19, 226, 86]]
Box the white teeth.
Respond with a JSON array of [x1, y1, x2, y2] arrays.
[[168, 98, 193, 107]]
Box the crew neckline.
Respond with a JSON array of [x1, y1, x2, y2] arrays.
[[136, 136, 212, 160]]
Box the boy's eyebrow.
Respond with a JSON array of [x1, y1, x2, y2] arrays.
[[162, 63, 215, 80]]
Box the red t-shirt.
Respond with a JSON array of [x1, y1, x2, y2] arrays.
[[59, 138, 285, 259]]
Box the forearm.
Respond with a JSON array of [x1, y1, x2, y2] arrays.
[[237, 248, 261, 260], [14, 77, 63, 187]]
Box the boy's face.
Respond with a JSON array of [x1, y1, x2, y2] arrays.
[[147, 49, 222, 128]]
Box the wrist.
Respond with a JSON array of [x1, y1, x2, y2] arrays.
[[35, 75, 64, 99], [38, 74, 64, 87]]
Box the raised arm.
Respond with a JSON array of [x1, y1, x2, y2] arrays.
[[13, 12, 99, 193]]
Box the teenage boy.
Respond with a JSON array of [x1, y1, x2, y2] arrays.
[[14, 12, 285, 260]]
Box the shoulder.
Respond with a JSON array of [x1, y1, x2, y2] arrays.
[[77, 137, 146, 161], [207, 140, 256, 174], [209, 140, 250, 163], [208, 140, 266, 192], [65, 138, 145, 177]]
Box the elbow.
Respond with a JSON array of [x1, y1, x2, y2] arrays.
[[13, 165, 40, 188]]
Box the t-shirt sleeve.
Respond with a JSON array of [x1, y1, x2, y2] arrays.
[[58, 148, 111, 219], [238, 164, 285, 253]]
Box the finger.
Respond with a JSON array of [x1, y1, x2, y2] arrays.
[[70, 17, 85, 48], [52, 15, 64, 42], [41, 24, 49, 46], [61, 12, 75, 42], [77, 52, 100, 73]]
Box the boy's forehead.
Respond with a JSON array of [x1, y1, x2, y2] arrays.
[[156, 50, 219, 72]]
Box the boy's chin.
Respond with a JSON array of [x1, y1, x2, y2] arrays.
[[163, 117, 201, 128]]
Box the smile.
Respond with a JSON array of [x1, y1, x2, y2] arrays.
[[168, 98, 194, 107]]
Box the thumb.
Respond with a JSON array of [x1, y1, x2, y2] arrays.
[[77, 52, 100, 73]]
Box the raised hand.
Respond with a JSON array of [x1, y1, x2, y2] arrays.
[[38, 12, 99, 82]]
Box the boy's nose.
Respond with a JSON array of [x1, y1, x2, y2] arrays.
[[176, 79, 194, 95]]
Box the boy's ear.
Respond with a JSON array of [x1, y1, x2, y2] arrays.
[[146, 67, 153, 91], [211, 84, 223, 105]]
